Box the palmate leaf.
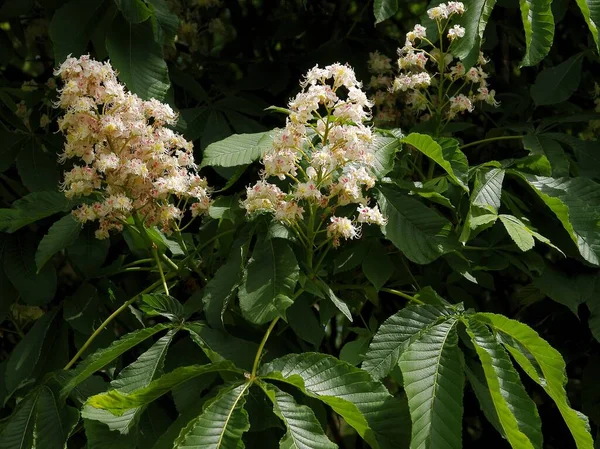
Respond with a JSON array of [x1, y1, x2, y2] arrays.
[[361, 304, 453, 380], [0, 192, 74, 234], [259, 382, 337, 449], [60, 323, 174, 399], [514, 174, 600, 265], [475, 313, 594, 449], [402, 133, 468, 191], [35, 387, 80, 449], [499, 215, 535, 251], [530, 53, 584, 106], [200, 131, 274, 168], [378, 185, 454, 264], [369, 134, 401, 178], [87, 363, 242, 414], [238, 238, 299, 324], [465, 317, 543, 449], [522, 135, 569, 177], [398, 318, 464, 449], [260, 352, 410, 449], [519, 0, 554, 66], [174, 382, 251, 449], [0, 390, 38, 449]]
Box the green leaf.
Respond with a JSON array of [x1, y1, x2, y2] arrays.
[[4, 233, 57, 305], [141, 294, 185, 322], [437, 137, 469, 189], [519, 0, 554, 66], [378, 185, 454, 264], [475, 313, 594, 449], [60, 323, 174, 399], [35, 387, 79, 449], [145, 0, 179, 45], [0, 390, 38, 449], [259, 382, 337, 449], [200, 241, 246, 328], [114, 0, 152, 23], [0, 192, 74, 233], [0, 132, 26, 173], [88, 363, 242, 413], [399, 318, 464, 449], [532, 265, 595, 314], [318, 280, 353, 322], [106, 13, 169, 100], [472, 168, 505, 212], [499, 215, 535, 251], [574, 0, 600, 52], [362, 304, 452, 380], [362, 240, 393, 291], [522, 135, 569, 177], [200, 131, 274, 168], [35, 214, 81, 272], [185, 322, 258, 371], [402, 133, 468, 191], [174, 382, 251, 449], [373, 0, 398, 24], [4, 310, 58, 397], [514, 175, 600, 265], [465, 317, 543, 449], [452, 0, 497, 68], [49, 0, 108, 63], [369, 135, 400, 178], [530, 53, 584, 105], [66, 226, 110, 277], [239, 238, 299, 324], [260, 352, 410, 449], [84, 418, 137, 449]]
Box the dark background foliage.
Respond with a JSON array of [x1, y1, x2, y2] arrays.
[[0, 1, 599, 448]]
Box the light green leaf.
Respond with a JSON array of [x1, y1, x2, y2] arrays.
[[174, 382, 251, 449], [438, 137, 469, 189], [475, 313, 594, 449], [530, 53, 584, 105], [88, 363, 242, 413], [452, 0, 497, 68], [573, 0, 600, 52], [519, 0, 554, 66], [472, 168, 505, 212], [60, 323, 174, 399], [465, 317, 542, 449], [35, 214, 81, 272], [106, 13, 170, 100], [362, 304, 453, 380], [373, 0, 398, 23], [499, 215, 535, 251], [4, 233, 57, 306], [378, 185, 454, 264], [200, 131, 274, 168], [522, 135, 569, 177], [0, 390, 38, 449], [0, 192, 74, 233], [514, 175, 600, 265], [239, 238, 299, 324], [402, 133, 468, 191], [260, 352, 410, 449], [260, 382, 337, 449], [49, 0, 108, 63], [399, 318, 464, 449], [140, 294, 185, 322]]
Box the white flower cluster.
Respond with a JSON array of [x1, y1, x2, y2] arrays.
[[55, 55, 211, 239], [242, 63, 387, 247]]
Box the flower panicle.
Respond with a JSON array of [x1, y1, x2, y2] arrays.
[[55, 55, 212, 239]]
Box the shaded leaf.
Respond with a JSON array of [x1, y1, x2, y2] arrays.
[[35, 214, 81, 271], [530, 53, 584, 105]]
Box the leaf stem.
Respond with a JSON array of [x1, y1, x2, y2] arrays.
[[380, 288, 424, 304], [459, 135, 523, 150], [63, 276, 172, 370], [250, 317, 280, 379], [152, 246, 169, 296]]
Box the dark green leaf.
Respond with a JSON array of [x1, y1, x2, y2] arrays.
[[452, 0, 497, 68], [373, 0, 399, 24], [522, 135, 569, 177], [35, 214, 81, 271], [574, 0, 600, 52], [114, 0, 152, 23], [0, 390, 38, 449], [0, 192, 74, 234], [530, 53, 584, 105], [519, 0, 555, 66], [141, 294, 185, 322]]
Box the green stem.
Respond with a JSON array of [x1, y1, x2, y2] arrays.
[[380, 288, 424, 304], [63, 277, 171, 370], [459, 135, 523, 150], [251, 317, 280, 378], [121, 258, 153, 269], [152, 246, 169, 296]]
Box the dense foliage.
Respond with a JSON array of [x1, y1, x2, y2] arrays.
[[0, 0, 599, 448]]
